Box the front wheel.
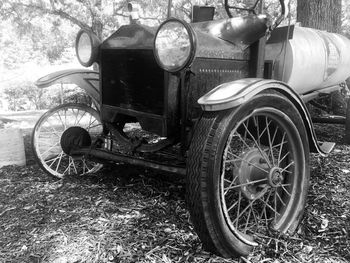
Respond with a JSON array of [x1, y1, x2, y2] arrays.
[[32, 103, 105, 179], [186, 91, 309, 257]]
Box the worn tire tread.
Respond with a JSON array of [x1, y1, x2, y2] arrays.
[[186, 112, 221, 253]]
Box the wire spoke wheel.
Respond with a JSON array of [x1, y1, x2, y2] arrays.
[[221, 110, 299, 244], [32, 103, 104, 178], [186, 91, 309, 257]]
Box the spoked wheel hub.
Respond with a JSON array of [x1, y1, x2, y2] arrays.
[[60, 126, 92, 155], [268, 167, 284, 187], [236, 149, 269, 200], [237, 149, 286, 200]]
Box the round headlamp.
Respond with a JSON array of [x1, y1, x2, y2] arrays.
[[154, 19, 196, 73], [75, 29, 101, 67]]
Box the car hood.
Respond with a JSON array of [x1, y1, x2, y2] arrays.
[[101, 14, 268, 60], [101, 23, 157, 49]]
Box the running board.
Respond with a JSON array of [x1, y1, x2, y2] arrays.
[[71, 148, 186, 175], [318, 142, 336, 155]]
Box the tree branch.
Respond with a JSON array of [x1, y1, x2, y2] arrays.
[[114, 12, 162, 24], [12, 2, 91, 30]]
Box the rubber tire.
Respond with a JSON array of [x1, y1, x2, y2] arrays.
[[186, 91, 310, 257], [32, 103, 103, 179]]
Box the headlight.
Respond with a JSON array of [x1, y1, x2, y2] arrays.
[[154, 19, 196, 73], [75, 29, 101, 67]]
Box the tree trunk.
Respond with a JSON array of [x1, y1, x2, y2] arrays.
[[297, 0, 342, 33], [92, 0, 103, 40]]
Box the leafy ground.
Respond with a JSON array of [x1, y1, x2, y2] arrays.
[[0, 114, 349, 263]]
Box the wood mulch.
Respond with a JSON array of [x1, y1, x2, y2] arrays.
[[0, 124, 349, 263]]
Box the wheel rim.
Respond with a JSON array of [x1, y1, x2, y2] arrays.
[[33, 105, 103, 178], [220, 107, 304, 246]]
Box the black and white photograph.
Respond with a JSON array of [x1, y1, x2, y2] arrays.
[[0, 0, 349, 262]]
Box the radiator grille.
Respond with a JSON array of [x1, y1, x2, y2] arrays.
[[101, 49, 164, 115]]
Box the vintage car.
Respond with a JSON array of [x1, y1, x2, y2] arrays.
[[32, 0, 350, 258]]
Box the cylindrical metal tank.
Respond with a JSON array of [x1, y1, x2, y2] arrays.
[[265, 26, 350, 94]]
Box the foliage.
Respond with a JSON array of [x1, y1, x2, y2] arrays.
[[62, 86, 93, 106], [0, 17, 75, 69], [0, 0, 166, 67], [342, 0, 350, 37], [1, 0, 350, 67], [1, 0, 350, 112], [3, 85, 29, 111], [2, 80, 93, 111], [4, 81, 47, 111]]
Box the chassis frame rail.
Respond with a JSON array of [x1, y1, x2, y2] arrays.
[[71, 148, 186, 175]]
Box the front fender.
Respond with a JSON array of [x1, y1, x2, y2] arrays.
[[198, 78, 334, 156], [35, 69, 100, 106]]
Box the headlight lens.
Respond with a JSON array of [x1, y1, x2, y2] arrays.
[[75, 30, 100, 67], [154, 19, 195, 72]]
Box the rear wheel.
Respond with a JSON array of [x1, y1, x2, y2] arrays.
[[186, 92, 309, 257], [32, 103, 104, 179]]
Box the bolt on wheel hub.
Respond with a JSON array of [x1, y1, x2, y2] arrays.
[[268, 167, 284, 187]]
